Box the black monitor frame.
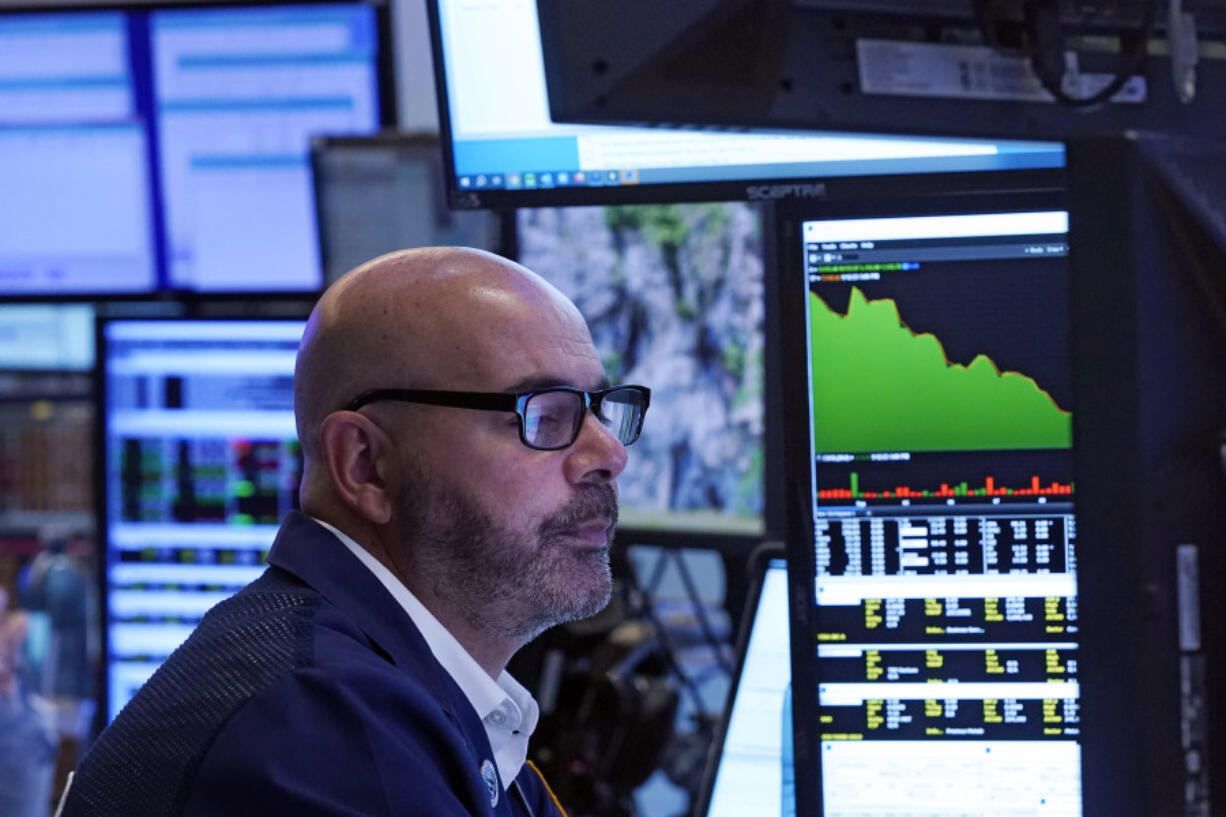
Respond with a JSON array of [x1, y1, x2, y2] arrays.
[[0, 0, 398, 303], [1065, 131, 1225, 817]]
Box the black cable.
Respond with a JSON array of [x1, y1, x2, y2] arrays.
[[1023, 0, 1157, 108]]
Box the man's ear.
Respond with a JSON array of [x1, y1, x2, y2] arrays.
[[318, 411, 394, 525]]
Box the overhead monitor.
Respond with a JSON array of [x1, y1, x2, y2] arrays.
[[311, 134, 502, 284], [0, 1, 392, 299], [533, 1, 1226, 142], [0, 11, 157, 296], [696, 555, 794, 817], [101, 319, 304, 721], [777, 192, 1086, 815], [426, 0, 1064, 211], [515, 201, 765, 535]]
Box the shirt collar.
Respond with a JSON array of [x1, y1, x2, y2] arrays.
[[312, 518, 539, 788]]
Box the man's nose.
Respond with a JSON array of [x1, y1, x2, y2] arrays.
[[563, 410, 629, 485]]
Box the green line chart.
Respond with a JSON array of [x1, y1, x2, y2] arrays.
[[809, 287, 1072, 453]]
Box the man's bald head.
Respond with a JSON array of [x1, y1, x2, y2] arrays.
[[294, 247, 591, 485]]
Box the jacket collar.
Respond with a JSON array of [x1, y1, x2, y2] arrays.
[[267, 511, 529, 812], [266, 511, 462, 711]]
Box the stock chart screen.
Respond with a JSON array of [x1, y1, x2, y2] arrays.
[[798, 209, 1082, 815], [102, 320, 304, 720]]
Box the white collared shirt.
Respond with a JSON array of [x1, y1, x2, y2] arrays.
[[312, 518, 539, 790]]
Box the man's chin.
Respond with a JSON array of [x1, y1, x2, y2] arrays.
[[558, 560, 613, 621]]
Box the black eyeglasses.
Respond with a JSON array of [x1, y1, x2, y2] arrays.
[[345, 385, 651, 451]]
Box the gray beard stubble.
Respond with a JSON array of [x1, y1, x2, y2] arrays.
[[399, 464, 618, 642]]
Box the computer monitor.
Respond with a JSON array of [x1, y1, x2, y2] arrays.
[[310, 133, 502, 284], [100, 319, 304, 720], [514, 201, 765, 535], [0, 305, 95, 371], [0, 1, 392, 299], [152, 3, 389, 293], [696, 554, 793, 817], [426, 0, 1064, 210], [776, 189, 1085, 816], [0, 10, 157, 297]]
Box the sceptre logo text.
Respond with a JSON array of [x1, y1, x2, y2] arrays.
[[746, 183, 827, 200]]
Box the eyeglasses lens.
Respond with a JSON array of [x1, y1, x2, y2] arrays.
[[523, 388, 645, 449], [599, 389, 644, 445], [523, 391, 584, 449]]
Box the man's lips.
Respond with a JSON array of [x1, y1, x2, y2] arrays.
[[564, 519, 613, 547]]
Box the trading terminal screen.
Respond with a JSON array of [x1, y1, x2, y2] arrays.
[[796, 209, 1082, 815], [0, 3, 383, 296], [102, 320, 304, 720]]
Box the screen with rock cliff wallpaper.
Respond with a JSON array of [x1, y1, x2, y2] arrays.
[[516, 202, 765, 534]]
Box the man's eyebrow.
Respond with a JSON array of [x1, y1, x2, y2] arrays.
[[504, 375, 612, 392]]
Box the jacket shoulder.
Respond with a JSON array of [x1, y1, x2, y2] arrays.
[[62, 568, 330, 817]]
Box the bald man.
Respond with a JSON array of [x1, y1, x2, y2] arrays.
[[60, 248, 650, 817]]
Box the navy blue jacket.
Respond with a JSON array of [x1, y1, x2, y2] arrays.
[[63, 512, 565, 817]]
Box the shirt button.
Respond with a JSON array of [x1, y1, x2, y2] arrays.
[[489, 711, 506, 726]]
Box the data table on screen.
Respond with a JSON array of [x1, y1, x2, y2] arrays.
[[102, 320, 305, 720]]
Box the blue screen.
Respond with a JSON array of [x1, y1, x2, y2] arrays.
[[0, 3, 383, 296]]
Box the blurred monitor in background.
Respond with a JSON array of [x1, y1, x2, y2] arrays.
[[0, 1, 391, 297], [311, 134, 502, 283], [100, 319, 303, 721], [516, 202, 765, 535], [0, 306, 94, 372]]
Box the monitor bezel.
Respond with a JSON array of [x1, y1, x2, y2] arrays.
[[0, 0, 398, 303]]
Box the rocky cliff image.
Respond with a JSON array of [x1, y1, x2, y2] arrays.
[[517, 202, 764, 533]]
